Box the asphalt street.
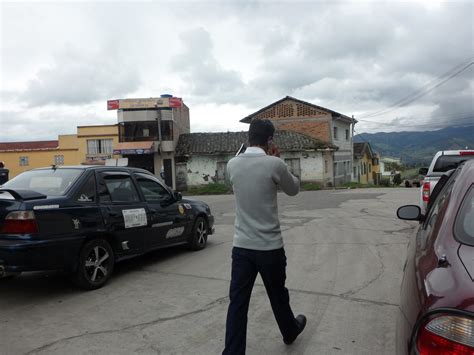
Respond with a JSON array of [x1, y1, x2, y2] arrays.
[[0, 188, 419, 355]]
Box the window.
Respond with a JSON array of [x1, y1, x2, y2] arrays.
[[454, 185, 474, 245], [433, 155, 474, 173], [345, 129, 349, 141], [324, 160, 328, 174], [369, 164, 372, 173], [54, 155, 64, 165], [87, 139, 113, 155], [160, 120, 173, 141], [4, 168, 83, 195], [19, 156, 29, 166], [136, 175, 170, 202], [76, 173, 96, 203], [100, 175, 140, 203], [333, 126, 338, 140], [119, 121, 159, 142]]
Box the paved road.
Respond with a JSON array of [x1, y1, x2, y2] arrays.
[[0, 188, 419, 355]]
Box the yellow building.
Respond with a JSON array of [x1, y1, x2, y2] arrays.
[[0, 124, 119, 179], [353, 142, 380, 185]]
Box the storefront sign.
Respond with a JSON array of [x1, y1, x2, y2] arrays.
[[169, 97, 183, 108], [107, 100, 120, 110], [113, 149, 152, 155], [107, 97, 182, 110]]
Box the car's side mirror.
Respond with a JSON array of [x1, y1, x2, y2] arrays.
[[419, 167, 428, 176], [397, 205, 422, 221], [173, 191, 182, 201]]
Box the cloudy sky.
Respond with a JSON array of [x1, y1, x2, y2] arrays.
[[0, 0, 472, 142]]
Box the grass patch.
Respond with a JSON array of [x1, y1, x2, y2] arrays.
[[184, 183, 232, 195], [300, 182, 322, 191], [343, 182, 366, 189]]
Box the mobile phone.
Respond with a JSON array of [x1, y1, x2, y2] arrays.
[[236, 143, 247, 156]]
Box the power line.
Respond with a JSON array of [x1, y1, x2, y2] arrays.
[[357, 113, 474, 128], [359, 58, 474, 119]]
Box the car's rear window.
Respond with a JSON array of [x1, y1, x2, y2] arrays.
[[454, 185, 474, 245], [3, 169, 83, 196], [433, 155, 474, 173]]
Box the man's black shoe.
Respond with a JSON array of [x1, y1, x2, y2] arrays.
[[283, 314, 307, 345]]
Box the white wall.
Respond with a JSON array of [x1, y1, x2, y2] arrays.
[[185, 154, 234, 186], [183, 151, 328, 187]]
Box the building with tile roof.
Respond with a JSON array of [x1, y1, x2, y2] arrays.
[[240, 96, 357, 186], [174, 130, 337, 190]]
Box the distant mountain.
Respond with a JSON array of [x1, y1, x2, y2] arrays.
[[354, 125, 474, 166]]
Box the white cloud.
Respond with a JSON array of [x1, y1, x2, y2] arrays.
[[1, 0, 473, 141]]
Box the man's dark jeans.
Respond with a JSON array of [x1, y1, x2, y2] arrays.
[[223, 247, 299, 355]]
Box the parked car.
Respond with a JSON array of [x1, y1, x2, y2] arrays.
[[396, 159, 474, 354], [419, 150, 474, 213], [0, 166, 214, 289]]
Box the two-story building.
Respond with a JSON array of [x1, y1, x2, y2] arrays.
[[107, 95, 189, 189], [0, 124, 119, 179], [240, 96, 357, 186]]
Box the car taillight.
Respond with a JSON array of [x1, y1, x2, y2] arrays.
[[422, 182, 430, 202], [417, 315, 474, 355], [0, 211, 39, 234], [459, 151, 474, 156]]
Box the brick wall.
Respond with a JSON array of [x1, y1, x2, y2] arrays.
[[250, 99, 332, 143]]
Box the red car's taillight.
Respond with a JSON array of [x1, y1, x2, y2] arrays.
[[417, 315, 474, 355], [459, 151, 474, 156], [422, 182, 430, 203], [0, 211, 39, 234]]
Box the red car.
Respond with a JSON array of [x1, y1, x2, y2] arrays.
[[396, 159, 474, 354]]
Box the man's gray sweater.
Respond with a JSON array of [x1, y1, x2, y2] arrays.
[[227, 148, 300, 251]]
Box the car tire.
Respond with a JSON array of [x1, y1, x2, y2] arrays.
[[188, 217, 208, 251], [74, 239, 115, 290]]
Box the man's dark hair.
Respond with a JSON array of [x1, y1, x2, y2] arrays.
[[248, 119, 275, 146]]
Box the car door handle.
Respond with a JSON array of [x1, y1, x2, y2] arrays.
[[150, 209, 157, 213], [108, 212, 121, 217]]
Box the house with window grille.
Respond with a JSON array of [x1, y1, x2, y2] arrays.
[[239, 96, 357, 186]]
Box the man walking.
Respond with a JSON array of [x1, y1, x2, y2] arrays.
[[223, 119, 307, 354]]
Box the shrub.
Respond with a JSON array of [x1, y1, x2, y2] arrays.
[[301, 182, 321, 191], [185, 183, 231, 195], [393, 173, 402, 186], [380, 178, 391, 187]]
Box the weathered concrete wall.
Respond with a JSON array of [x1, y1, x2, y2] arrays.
[[182, 151, 329, 188]]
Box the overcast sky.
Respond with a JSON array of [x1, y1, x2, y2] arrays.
[[0, 0, 473, 142]]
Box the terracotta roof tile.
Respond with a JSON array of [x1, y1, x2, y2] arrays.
[[175, 130, 336, 156], [0, 140, 59, 152]]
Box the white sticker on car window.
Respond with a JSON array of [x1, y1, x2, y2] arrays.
[[122, 208, 147, 229], [166, 226, 185, 239], [33, 205, 59, 210]]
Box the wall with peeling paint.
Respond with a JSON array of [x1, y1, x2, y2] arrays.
[[181, 151, 331, 188]]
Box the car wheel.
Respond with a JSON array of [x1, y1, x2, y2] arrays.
[[74, 239, 114, 290], [188, 217, 208, 250]]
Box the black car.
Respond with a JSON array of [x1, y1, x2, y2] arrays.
[[0, 166, 214, 289]]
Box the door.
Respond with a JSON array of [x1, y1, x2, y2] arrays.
[[284, 158, 301, 180], [97, 171, 148, 256], [163, 159, 173, 187], [134, 173, 189, 249], [216, 162, 227, 184]]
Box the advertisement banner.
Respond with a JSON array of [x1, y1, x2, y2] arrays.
[[107, 100, 120, 110], [169, 97, 183, 108]]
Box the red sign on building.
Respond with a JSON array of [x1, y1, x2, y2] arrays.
[[107, 100, 120, 110], [169, 97, 183, 108]]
